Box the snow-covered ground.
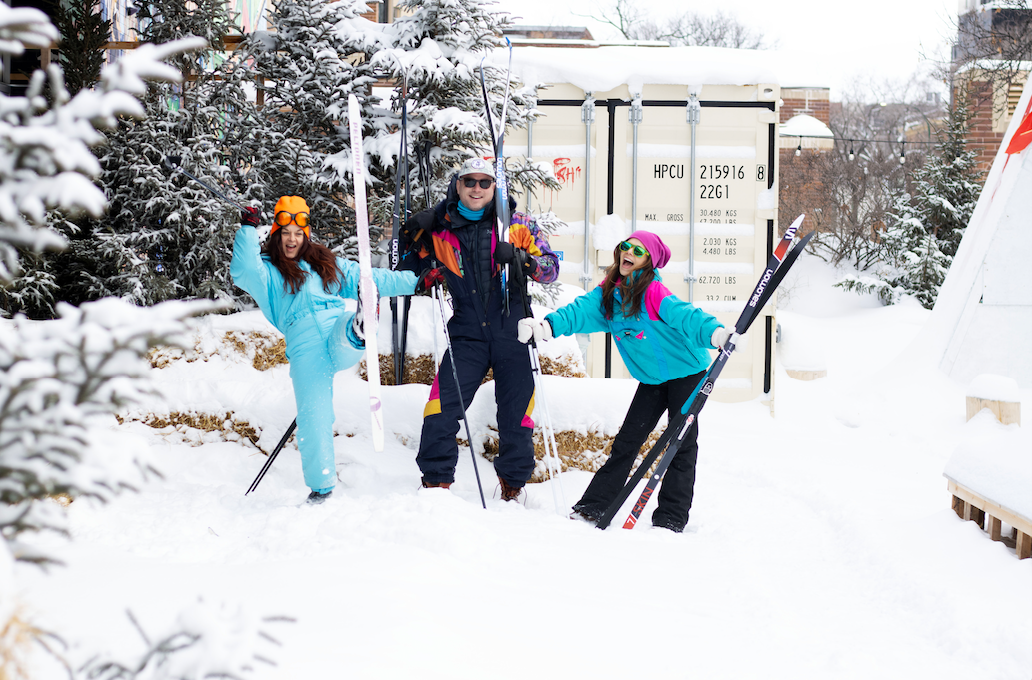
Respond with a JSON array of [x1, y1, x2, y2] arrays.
[[16, 253, 1032, 679]]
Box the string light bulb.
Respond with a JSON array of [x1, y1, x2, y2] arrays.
[[848, 143, 855, 161], [899, 142, 906, 164], [795, 138, 802, 157]]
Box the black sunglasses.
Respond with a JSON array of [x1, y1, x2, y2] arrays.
[[462, 178, 495, 189]]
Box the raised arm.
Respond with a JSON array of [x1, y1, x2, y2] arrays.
[[230, 225, 273, 312]]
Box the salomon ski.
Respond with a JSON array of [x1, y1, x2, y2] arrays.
[[390, 80, 412, 386]]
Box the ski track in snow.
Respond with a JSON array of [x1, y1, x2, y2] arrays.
[[16, 255, 1032, 679]]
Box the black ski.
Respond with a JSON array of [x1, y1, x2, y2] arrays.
[[390, 80, 412, 385], [595, 216, 813, 530], [478, 38, 514, 315]]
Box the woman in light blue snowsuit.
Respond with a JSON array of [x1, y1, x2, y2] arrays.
[[231, 196, 417, 503]]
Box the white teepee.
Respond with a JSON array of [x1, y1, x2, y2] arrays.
[[922, 79, 1032, 388]]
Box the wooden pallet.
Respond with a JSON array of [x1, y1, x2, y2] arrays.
[[946, 476, 1032, 559]]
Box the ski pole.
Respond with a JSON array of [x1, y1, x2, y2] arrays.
[[245, 418, 297, 495], [431, 278, 486, 509], [513, 255, 567, 514], [164, 155, 248, 212]]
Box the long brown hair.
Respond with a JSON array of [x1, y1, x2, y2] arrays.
[[601, 244, 655, 320], [263, 230, 342, 294]]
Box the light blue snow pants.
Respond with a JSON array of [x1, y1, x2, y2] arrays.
[[284, 307, 365, 492]]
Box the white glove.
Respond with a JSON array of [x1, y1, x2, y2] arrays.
[[517, 317, 553, 344], [711, 327, 739, 350]]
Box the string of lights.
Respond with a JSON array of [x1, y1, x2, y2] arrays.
[[785, 133, 941, 164]]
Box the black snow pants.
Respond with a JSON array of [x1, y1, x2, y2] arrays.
[[574, 371, 705, 532]]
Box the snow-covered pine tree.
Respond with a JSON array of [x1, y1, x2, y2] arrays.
[[53, 0, 111, 95], [73, 0, 250, 306], [378, 0, 559, 218], [0, 0, 206, 560], [0, 14, 287, 669], [0, 251, 58, 318], [870, 97, 982, 309], [199, 45, 291, 224], [908, 93, 983, 259], [837, 95, 983, 309], [242, 0, 385, 255], [879, 209, 952, 309]]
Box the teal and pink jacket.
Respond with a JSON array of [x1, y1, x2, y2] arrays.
[[545, 275, 722, 385]]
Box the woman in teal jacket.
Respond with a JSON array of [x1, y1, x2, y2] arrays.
[[231, 196, 417, 503], [518, 231, 732, 532]]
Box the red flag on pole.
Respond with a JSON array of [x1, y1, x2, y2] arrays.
[[1005, 108, 1032, 155]]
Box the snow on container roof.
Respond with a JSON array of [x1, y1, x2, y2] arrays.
[[497, 45, 782, 95], [495, 45, 834, 96], [780, 113, 834, 138]]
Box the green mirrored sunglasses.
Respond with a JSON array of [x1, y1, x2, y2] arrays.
[[619, 241, 648, 258]]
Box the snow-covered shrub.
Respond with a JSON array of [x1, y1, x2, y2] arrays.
[[834, 272, 906, 306], [72, 601, 292, 680], [0, 298, 213, 566]]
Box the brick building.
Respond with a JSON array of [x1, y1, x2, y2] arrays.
[[955, 67, 1029, 174], [777, 87, 833, 235], [952, 0, 1031, 173]]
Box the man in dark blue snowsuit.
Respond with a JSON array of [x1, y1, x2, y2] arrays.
[[400, 158, 559, 500]]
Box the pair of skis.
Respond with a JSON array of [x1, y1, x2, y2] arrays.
[[480, 38, 514, 317], [595, 215, 814, 530], [389, 81, 413, 388]]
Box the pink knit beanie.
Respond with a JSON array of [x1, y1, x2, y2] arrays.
[[626, 230, 671, 269]]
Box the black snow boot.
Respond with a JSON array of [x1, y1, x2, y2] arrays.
[[570, 503, 603, 523], [306, 489, 333, 505]]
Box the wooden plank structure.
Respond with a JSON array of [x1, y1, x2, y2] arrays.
[[965, 395, 1021, 425], [946, 474, 1032, 559]]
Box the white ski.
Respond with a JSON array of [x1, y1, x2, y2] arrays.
[[347, 93, 385, 452]]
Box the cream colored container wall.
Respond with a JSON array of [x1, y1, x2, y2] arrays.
[[506, 81, 781, 406]]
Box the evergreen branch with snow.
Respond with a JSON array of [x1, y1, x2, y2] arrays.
[[73, 603, 292, 680], [0, 297, 216, 566], [0, 0, 205, 284]]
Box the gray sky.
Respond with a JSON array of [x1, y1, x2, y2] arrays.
[[492, 0, 960, 99]]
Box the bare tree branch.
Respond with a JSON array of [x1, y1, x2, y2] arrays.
[[588, 0, 770, 48]]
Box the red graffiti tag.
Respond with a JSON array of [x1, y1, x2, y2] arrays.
[[553, 158, 581, 186]]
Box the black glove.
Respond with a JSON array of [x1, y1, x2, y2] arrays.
[[241, 206, 260, 227], [401, 223, 433, 255], [415, 266, 445, 294], [494, 241, 515, 265], [513, 249, 538, 277]]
